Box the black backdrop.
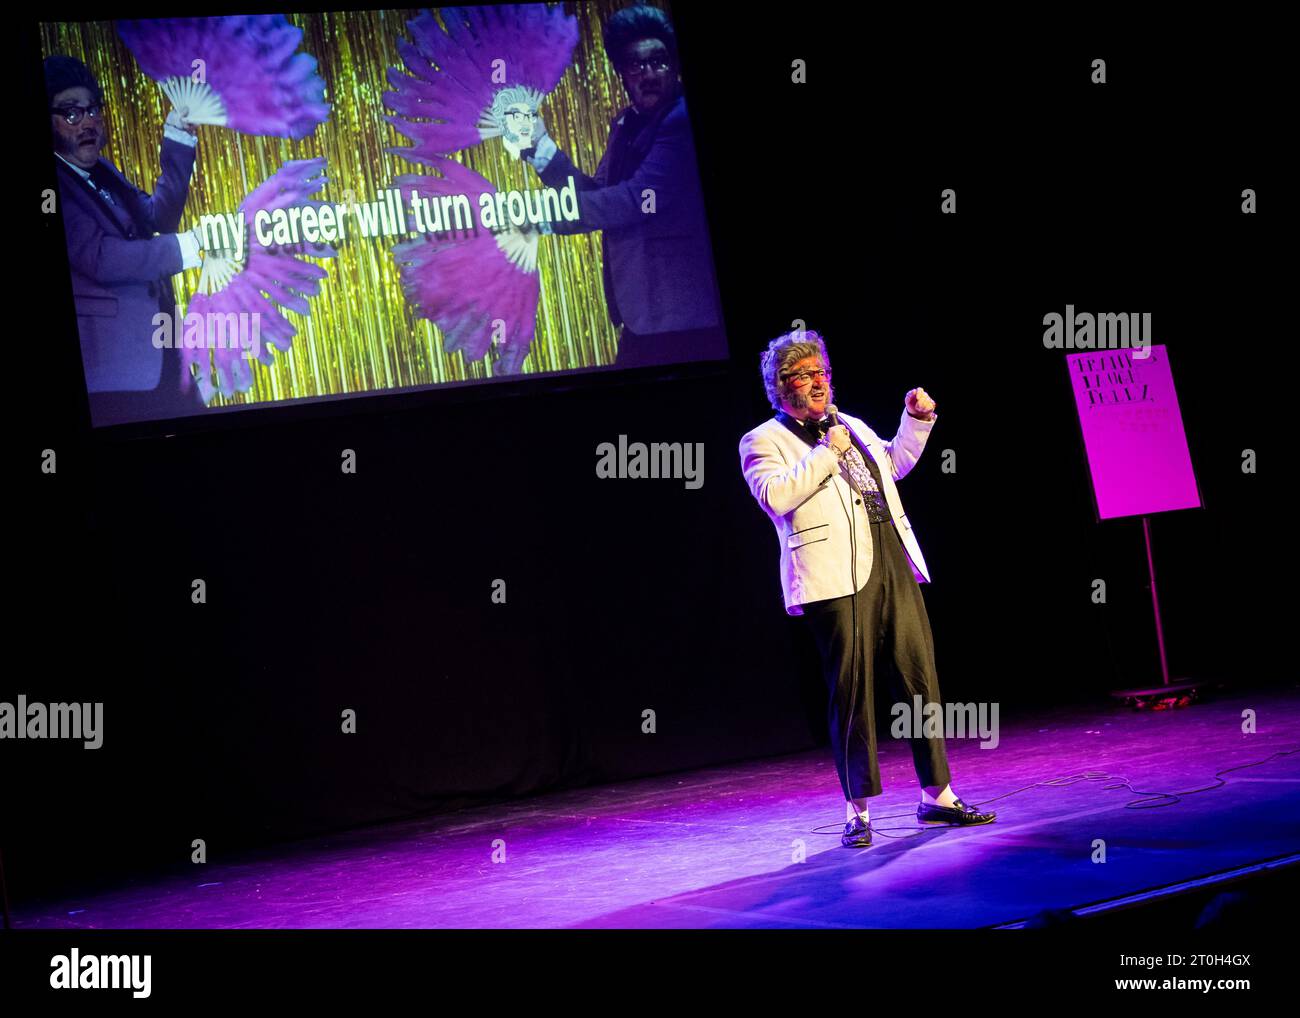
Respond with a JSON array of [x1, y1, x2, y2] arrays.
[[10, 6, 1280, 904]]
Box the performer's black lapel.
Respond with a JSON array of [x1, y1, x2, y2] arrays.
[[775, 410, 816, 446]]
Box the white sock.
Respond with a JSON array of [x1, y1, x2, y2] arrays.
[[922, 785, 959, 808]]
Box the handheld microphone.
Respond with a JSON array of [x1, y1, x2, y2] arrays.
[[826, 403, 840, 428]]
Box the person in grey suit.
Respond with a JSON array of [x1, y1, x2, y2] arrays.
[[739, 329, 997, 847], [47, 55, 205, 426], [519, 4, 725, 368]]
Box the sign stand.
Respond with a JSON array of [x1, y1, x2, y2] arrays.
[[1065, 344, 1206, 709], [1109, 515, 1206, 708]]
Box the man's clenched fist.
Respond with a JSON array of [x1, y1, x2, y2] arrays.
[[906, 387, 937, 420]]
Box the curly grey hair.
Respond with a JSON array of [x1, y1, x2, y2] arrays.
[[759, 329, 831, 411]]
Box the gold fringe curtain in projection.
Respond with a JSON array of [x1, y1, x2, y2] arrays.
[[41, 2, 656, 408]]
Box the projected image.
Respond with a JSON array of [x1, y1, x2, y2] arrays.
[[41, 3, 727, 427]]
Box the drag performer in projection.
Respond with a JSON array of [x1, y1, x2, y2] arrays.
[[516, 4, 724, 368], [98, 15, 334, 412], [383, 4, 579, 375], [738, 329, 997, 848], [48, 52, 202, 424]]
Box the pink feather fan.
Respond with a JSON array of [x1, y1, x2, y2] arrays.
[[181, 158, 336, 402], [117, 16, 330, 139]]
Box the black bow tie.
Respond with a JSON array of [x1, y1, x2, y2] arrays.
[[803, 416, 831, 435]]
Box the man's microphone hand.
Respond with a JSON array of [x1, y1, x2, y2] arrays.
[[905, 387, 937, 420], [822, 425, 852, 455]]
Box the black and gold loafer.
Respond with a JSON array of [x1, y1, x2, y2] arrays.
[[841, 815, 873, 847]]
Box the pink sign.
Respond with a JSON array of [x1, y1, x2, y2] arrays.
[[1066, 344, 1201, 520]]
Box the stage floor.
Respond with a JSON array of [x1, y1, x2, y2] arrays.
[[12, 687, 1300, 928]]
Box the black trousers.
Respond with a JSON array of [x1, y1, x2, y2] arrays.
[[801, 519, 952, 800]]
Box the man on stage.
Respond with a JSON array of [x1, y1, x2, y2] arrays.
[[738, 329, 996, 847]]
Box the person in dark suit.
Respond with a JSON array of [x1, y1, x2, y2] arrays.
[[47, 55, 204, 426], [518, 4, 725, 368]]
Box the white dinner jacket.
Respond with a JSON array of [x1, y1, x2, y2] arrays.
[[738, 407, 935, 615]]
